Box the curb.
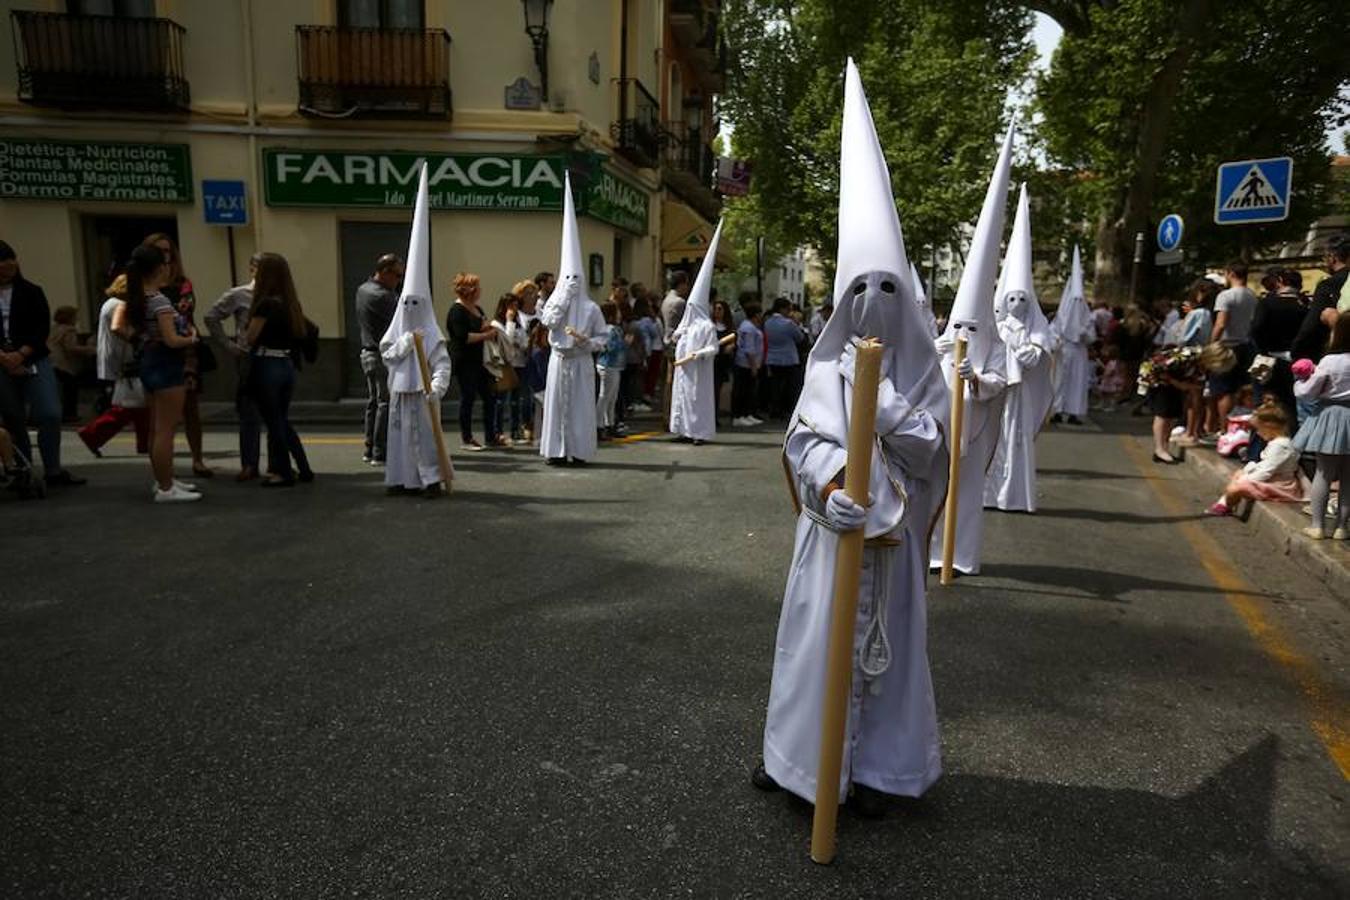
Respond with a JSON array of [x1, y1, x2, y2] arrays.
[[1176, 442, 1350, 603]]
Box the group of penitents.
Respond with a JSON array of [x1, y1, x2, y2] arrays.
[[381, 60, 1090, 863]]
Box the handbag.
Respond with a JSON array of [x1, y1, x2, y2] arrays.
[[494, 363, 520, 394], [483, 329, 518, 393], [1201, 341, 1237, 374], [1248, 353, 1276, 385]]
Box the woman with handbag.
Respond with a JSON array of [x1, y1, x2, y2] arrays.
[[143, 233, 215, 478], [1247, 267, 1307, 460], [445, 273, 505, 451], [489, 292, 529, 442]]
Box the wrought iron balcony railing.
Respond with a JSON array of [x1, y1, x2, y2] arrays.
[[11, 11, 190, 111], [296, 26, 452, 119], [612, 78, 661, 169], [662, 121, 721, 220]]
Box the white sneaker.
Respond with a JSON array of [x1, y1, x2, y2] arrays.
[[1170, 425, 1186, 436], [154, 483, 202, 503], [748, 416, 765, 425], [151, 479, 200, 493]]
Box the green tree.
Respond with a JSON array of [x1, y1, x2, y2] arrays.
[[1034, 0, 1350, 302], [721, 0, 1035, 290]]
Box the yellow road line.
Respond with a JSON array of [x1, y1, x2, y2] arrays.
[[1121, 435, 1350, 779], [611, 430, 665, 444]]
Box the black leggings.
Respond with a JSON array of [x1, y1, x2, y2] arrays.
[[456, 362, 498, 443]]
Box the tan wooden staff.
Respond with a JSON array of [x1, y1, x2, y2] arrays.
[[939, 337, 968, 585], [412, 332, 454, 493], [810, 338, 884, 866]]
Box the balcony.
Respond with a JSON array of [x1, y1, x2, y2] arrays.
[[611, 78, 661, 169], [11, 11, 190, 111], [662, 121, 721, 222], [297, 26, 452, 119], [667, 0, 724, 90]]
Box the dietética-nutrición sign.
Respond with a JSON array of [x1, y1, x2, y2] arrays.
[[0, 140, 193, 202]]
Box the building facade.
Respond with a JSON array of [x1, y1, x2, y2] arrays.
[[0, 0, 724, 398]]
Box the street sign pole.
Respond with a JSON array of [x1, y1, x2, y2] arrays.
[[1129, 231, 1145, 308], [226, 225, 237, 286]]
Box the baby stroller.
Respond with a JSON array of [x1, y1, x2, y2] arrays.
[[1, 442, 46, 500]]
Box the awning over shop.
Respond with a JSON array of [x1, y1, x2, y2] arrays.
[[662, 198, 733, 268]]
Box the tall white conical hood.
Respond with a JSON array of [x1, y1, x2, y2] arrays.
[[674, 218, 721, 339], [941, 122, 1015, 370], [994, 182, 1052, 384], [1053, 244, 1092, 342], [807, 58, 941, 409], [545, 170, 600, 347], [382, 163, 444, 392]]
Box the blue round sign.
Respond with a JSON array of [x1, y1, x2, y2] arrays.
[[1157, 214, 1184, 252]]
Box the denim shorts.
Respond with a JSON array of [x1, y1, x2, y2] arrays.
[[139, 343, 186, 393]]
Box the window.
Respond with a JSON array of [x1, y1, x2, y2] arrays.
[[68, 0, 154, 15], [340, 0, 424, 29]]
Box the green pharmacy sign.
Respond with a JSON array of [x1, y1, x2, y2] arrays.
[[0, 139, 193, 202], [263, 150, 567, 211], [582, 168, 649, 235], [262, 150, 651, 235]]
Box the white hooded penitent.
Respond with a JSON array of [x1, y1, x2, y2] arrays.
[[380, 163, 452, 489], [762, 58, 949, 810], [538, 171, 609, 462], [984, 181, 1055, 512], [1050, 244, 1094, 419], [910, 262, 938, 338], [928, 120, 1015, 576], [669, 218, 723, 441]]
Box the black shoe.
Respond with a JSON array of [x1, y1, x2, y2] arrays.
[[567, 457, 589, 467], [261, 477, 296, 488], [1066, 415, 1083, 425], [848, 784, 890, 819], [1152, 453, 1179, 465], [45, 469, 87, 487], [1050, 414, 1063, 424], [297, 470, 315, 483], [385, 485, 406, 496], [692, 439, 706, 446], [422, 484, 444, 499], [751, 763, 782, 792], [545, 457, 566, 467]]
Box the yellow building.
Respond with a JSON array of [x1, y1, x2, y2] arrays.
[[0, 0, 724, 398]]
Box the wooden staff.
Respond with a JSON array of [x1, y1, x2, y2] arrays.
[[939, 337, 968, 585], [412, 332, 454, 493], [810, 338, 884, 866]]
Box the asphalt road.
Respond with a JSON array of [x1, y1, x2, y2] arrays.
[[2, 412, 1347, 897]]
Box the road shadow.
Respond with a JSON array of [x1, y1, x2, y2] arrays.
[[968, 561, 1250, 604], [1039, 467, 1143, 481], [1034, 506, 1205, 525]]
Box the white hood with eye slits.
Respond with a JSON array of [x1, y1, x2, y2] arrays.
[[381, 163, 446, 392]]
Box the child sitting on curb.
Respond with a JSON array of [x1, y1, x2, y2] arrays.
[[1206, 399, 1303, 517]]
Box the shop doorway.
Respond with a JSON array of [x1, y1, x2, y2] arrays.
[[79, 214, 177, 322], [338, 221, 413, 397]]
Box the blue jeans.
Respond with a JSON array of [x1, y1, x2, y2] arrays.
[[248, 356, 308, 480], [0, 357, 62, 474], [235, 357, 262, 471]]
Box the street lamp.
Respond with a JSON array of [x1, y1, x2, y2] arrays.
[[521, 0, 554, 102]]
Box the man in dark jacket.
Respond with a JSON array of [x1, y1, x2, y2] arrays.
[[0, 240, 84, 486], [1290, 235, 1349, 424], [355, 253, 402, 465]]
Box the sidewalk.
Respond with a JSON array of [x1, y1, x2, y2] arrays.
[[1172, 438, 1350, 601]]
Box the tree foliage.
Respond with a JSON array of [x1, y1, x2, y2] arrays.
[[1035, 0, 1350, 297], [721, 0, 1035, 293]]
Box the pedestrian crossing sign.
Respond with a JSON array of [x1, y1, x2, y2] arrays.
[[1214, 157, 1292, 225]]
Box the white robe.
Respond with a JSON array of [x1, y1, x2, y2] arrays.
[[984, 331, 1051, 512], [763, 365, 946, 804], [382, 334, 450, 490], [539, 291, 609, 461], [928, 354, 1007, 575], [668, 319, 718, 441], [1052, 334, 1092, 418]]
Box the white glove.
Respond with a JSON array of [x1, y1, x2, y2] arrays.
[[934, 334, 954, 355], [825, 489, 868, 531], [838, 341, 858, 385], [957, 357, 976, 382], [874, 377, 912, 434], [1014, 343, 1040, 366]]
